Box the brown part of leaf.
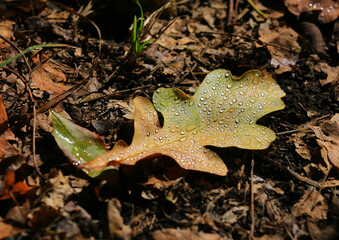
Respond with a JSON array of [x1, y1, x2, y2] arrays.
[[292, 189, 328, 220], [28, 205, 61, 229], [283, 0, 339, 24], [107, 198, 132, 240], [0, 221, 26, 239], [314, 61, 339, 85], [294, 138, 312, 160], [0, 94, 20, 160], [83, 69, 285, 176], [311, 114, 339, 169], [300, 21, 329, 58], [259, 22, 301, 74], [31, 54, 69, 96], [36, 170, 73, 210], [307, 218, 339, 240], [0, 170, 33, 200], [149, 228, 223, 240], [0, 20, 15, 49]]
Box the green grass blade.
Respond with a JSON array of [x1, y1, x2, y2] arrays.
[[0, 43, 71, 68]]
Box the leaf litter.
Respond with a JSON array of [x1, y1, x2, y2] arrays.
[[0, 0, 338, 239]]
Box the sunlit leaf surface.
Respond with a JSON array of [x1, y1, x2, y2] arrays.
[[83, 70, 285, 176]]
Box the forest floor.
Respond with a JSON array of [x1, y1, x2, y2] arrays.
[[0, 0, 338, 239]]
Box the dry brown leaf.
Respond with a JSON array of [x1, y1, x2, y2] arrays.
[[222, 206, 249, 224], [259, 22, 301, 74], [0, 20, 15, 49], [312, 114, 339, 169], [40, 170, 73, 209], [0, 221, 26, 239], [307, 218, 339, 240], [149, 228, 223, 240], [292, 189, 328, 220], [314, 61, 339, 85], [0, 95, 20, 160], [107, 198, 132, 240], [283, 0, 339, 24], [31, 55, 69, 96], [294, 138, 312, 160]]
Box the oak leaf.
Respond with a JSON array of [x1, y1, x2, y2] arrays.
[[82, 69, 285, 176]]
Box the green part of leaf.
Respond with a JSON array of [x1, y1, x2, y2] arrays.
[[50, 110, 111, 177], [0, 44, 71, 68], [152, 69, 286, 150]]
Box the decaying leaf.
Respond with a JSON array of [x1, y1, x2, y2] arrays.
[[82, 69, 285, 176], [149, 228, 223, 240], [0, 95, 20, 160], [283, 0, 339, 24], [312, 114, 339, 169], [259, 22, 301, 74], [31, 54, 69, 96]]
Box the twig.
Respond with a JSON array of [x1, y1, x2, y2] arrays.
[[76, 84, 154, 104], [227, 0, 234, 26]]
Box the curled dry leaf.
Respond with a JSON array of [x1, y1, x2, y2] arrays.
[[0, 95, 20, 160], [312, 114, 339, 169], [259, 22, 301, 74], [82, 70, 285, 176], [283, 0, 339, 24]]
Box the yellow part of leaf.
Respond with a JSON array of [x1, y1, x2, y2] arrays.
[[83, 69, 285, 176]]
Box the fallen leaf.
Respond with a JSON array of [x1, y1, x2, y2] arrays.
[[0, 170, 32, 200], [307, 218, 339, 240], [31, 54, 69, 96], [0, 20, 15, 49], [283, 0, 339, 24], [311, 114, 339, 169], [314, 61, 339, 85], [294, 138, 312, 160], [300, 21, 329, 58], [38, 170, 72, 209], [222, 206, 249, 224], [292, 189, 328, 220], [107, 198, 132, 240], [149, 228, 223, 240], [0, 95, 20, 160], [0, 221, 26, 239], [259, 22, 301, 74], [82, 69, 285, 176]]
